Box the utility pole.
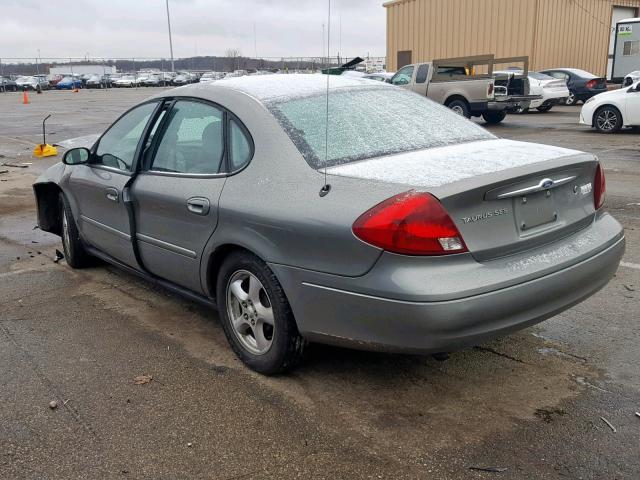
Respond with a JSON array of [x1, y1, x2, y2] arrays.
[[253, 22, 258, 60], [165, 0, 175, 72], [322, 23, 326, 65]]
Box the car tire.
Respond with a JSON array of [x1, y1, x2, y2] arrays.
[[482, 110, 507, 124], [59, 193, 92, 268], [594, 105, 623, 134], [216, 251, 306, 375], [446, 99, 471, 118], [565, 92, 577, 106], [537, 105, 553, 113]]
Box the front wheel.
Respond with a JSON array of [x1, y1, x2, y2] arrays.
[[482, 111, 507, 124], [537, 104, 553, 113], [594, 106, 623, 134], [59, 193, 92, 268], [217, 251, 306, 374]]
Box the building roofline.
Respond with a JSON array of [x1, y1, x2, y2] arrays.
[[383, 0, 414, 8]]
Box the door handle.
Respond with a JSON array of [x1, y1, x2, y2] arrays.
[[105, 187, 119, 203], [186, 197, 210, 216]]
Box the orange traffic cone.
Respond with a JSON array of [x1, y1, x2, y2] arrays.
[[22, 91, 30, 104]]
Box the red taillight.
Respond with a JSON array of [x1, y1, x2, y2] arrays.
[[487, 83, 494, 96], [594, 163, 606, 210], [352, 192, 468, 256], [586, 79, 597, 89]]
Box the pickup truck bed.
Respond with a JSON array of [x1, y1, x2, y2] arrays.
[[390, 54, 541, 124]]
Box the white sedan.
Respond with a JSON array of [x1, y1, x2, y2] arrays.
[[580, 81, 640, 133], [114, 75, 138, 88], [526, 71, 570, 112]]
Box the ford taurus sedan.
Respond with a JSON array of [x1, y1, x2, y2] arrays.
[[33, 75, 625, 374]]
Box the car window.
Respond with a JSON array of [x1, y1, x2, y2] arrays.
[[268, 87, 494, 169], [229, 119, 252, 171], [391, 66, 414, 85], [150, 100, 224, 174], [415, 64, 429, 84], [94, 102, 157, 172]]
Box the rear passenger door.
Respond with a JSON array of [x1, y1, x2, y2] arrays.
[[131, 99, 253, 293]]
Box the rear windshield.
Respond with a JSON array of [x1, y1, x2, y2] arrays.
[[529, 72, 554, 80], [565, 68, 597, 79], [267, 87, 494, 168]]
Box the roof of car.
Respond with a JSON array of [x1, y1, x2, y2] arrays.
[[175, 73, 390, 103]]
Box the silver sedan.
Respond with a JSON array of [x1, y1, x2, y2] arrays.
[[34, 75, 625, 374]]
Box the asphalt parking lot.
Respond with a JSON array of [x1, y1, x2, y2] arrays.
[[1, 88, 639, 479]]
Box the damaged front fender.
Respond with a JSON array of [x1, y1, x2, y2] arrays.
[[33, 162, 66, 235]]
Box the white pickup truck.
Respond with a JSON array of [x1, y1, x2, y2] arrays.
[[390, 55, 541, 124]]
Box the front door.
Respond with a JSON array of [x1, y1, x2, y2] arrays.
[[131, 99, 228, 293], [67, 101, 160, 266]]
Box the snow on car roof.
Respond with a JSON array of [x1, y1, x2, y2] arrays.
[[209, 74, 391, 102]]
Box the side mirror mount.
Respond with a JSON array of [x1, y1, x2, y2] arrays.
[[62, 147, 90, 165]]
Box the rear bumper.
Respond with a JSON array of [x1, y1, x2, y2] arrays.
[[577, 89, 607, 100], [532, 96, 567, 108], [272, 214, 624, 354]]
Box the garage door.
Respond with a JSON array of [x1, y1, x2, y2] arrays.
[[609, 6, 638, 79]]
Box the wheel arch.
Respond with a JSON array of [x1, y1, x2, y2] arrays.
[[33, 182, 63, 236], [592, 104, 623, 126], [444, 94, 470, 107], [203, 243, 265, 302]]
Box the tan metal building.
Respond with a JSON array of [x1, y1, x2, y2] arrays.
[[384, 0, 640, 79]]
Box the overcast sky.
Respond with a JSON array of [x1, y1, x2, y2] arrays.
[[1, 0, 386, 61]]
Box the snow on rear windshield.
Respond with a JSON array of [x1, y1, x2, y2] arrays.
[[267, 87, 495, 169]]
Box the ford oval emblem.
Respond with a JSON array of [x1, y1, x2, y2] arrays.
[[541, 179, 554, 189]]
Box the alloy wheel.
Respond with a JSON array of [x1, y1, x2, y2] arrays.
[[566, 93, 576, 105], [451, 105, 464, 116], [226, 270, 274, 355], [596, 109, 618, 132]]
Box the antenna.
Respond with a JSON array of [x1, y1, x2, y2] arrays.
[[320, 0, 331, 198]]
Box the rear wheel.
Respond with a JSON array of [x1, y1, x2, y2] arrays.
[[217, 251, 306, 374], [594, 106, 623, 134], [565, 92, 577, 106], [537, 104, 553, 113], [482, 110, 507, 124], [59, 193, 92, 268], [446, 99, 470, 118]]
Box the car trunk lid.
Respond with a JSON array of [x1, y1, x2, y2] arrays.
[[328, 139, 599, 261]]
